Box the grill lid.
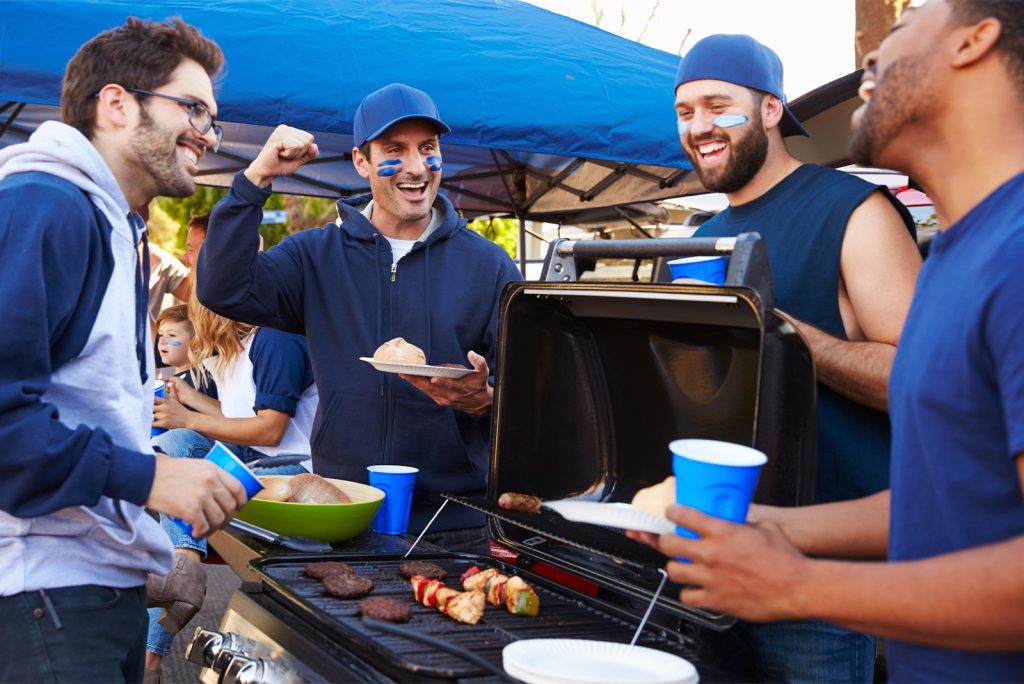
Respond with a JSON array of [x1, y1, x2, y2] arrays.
[[478, 233, 817, 631]]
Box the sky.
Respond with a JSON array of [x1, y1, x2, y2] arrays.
[[522, 0, 857, 100]]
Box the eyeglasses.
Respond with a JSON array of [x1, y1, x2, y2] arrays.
[[128, 88, 222, 153]]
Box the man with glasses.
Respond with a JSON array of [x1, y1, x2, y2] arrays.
[[0, 18, 244, 684]]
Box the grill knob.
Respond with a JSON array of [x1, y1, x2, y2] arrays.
[[211, 647, 246, 676], [186, 627, 246, 667], [221, 654, 278, 684]]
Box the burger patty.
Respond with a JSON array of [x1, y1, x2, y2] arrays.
[[322, 573, 375, 599], [398, 560, 447, 581], [358, 596, 413, 623], [304, 561, 354, 580]]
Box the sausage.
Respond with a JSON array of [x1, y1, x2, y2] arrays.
[[498, 492, 542, 513]]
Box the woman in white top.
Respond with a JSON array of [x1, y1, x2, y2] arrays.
[[146, 292, 318, 675]]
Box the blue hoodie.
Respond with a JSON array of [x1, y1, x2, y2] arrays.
[[198, 172, 521, 531]]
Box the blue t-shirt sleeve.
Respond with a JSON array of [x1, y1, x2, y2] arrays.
[[987, 243, 1024, 457], [249, 328, 314, 416], [0, 175, 155, 517]]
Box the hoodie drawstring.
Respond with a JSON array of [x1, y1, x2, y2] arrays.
[[424, 243, 432, 364]]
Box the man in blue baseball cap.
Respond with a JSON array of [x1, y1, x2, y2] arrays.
[[671, 33, 922, 683], [195, 83, 521, 553]]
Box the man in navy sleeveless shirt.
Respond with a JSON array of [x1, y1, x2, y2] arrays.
[[673, 34, 921, 683], [641, 2, 1024, 682]]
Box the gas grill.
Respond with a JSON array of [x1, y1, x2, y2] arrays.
[[189, 233, 817, 683]]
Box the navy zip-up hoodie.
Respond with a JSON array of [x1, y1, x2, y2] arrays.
[[198, 172, 521, 531]]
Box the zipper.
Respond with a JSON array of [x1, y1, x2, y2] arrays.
[[381, 256, 398, 466]]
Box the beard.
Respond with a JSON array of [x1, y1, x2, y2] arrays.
[[368, 173, 438, 224], [685, 109, 769, 194], [129, 105, 197, 198], [850, 55, 933, 167]]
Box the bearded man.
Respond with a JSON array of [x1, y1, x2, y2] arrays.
[[674, 34, 922, 683]]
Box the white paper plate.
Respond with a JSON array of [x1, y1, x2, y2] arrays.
[[359, 357, 474, 378], [503, 639, 698, 684], [543, 501, 675, 535]]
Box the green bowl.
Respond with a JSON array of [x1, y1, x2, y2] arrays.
[[236, 477, 384, 543]]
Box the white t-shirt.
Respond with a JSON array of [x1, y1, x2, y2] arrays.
[[360, 201, 442, 264]]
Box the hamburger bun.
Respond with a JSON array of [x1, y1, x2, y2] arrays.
[[631, 476, 675, 517], [373, 337, 426, 365]]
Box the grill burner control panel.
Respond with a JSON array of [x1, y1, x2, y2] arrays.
[[188, 616, 318, 684]]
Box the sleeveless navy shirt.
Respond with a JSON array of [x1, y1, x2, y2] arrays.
[[696, 164, 915, 503]]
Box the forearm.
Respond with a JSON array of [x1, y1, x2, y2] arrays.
[[184, 412, 283, 448], [798, 536, 1024, 650], [789, 317, 893, 411], [758, 490, 889, 559], [197, 173, 302, 332], [181, 390, 222, 417]]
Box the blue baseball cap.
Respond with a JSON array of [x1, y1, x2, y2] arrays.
[[675, 34, 809, 138], [352, 83, 451, 147]]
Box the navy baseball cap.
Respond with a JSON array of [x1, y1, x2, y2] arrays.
[[352, 83, 451, 147], [675, 34, 809, 138]]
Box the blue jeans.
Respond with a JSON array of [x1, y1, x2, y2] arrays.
[[1, 585, 147, 683], [147, 428, 308, 656], [741, 619, 876, 683]]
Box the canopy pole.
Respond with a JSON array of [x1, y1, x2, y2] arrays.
[[518, 217, 527, 277]]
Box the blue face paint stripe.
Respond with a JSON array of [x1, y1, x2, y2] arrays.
[[425, 155, 442, 172], [376, 159, 402, 177], [168, 341, 183, 347], [677, 113, 750, 138]]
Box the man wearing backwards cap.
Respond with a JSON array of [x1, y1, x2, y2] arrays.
[[673, 34, 920, 682], [196, 84, 521, 551]]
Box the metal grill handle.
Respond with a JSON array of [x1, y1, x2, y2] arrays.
[[539, 231, 775, 310]]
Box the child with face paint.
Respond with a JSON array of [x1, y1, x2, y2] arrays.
[[156, 305, 194, 375]]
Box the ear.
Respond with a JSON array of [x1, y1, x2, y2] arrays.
[[352, 145, 371, 180], [94, 84, 133, 131], [761, 94, 785, 131], [951, 17, 1002, 69]]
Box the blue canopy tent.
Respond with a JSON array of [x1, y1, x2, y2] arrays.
[[0, 0, 711, 269]]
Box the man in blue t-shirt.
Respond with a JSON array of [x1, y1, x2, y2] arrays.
[[666, 32, 921, 683], [636, 1, 1024, 681]]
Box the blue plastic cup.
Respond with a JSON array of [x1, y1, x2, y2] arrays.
[[152, 381, 167, 437], [174, 441, 264, 537], [670, 439, 767, 542], [668, 256, 727, 284], [367, 465, 418, 535]]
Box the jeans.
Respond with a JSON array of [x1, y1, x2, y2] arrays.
[[1, 585, 147, 683], [740, 619, 876, 683], [147, 428, 308, 656]]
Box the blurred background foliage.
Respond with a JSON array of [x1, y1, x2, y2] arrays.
[[150, 191, 517, 259], [467, 216, 517, 258]]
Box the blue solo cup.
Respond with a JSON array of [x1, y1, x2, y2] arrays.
[[367, 465, 418, 535], [671, 439, 767, 542], [668, 256, 727, 284], [152, 381, 167, 437], [174, 441, 264, 537]]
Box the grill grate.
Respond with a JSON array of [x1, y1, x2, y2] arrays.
[[256, 554, 698, 680]]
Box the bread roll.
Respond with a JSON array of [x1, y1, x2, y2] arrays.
[[289, 473, 352, 504], [373, 337, 426, 365], [254, 476, 292, 502], [631, 476, 675, 516]]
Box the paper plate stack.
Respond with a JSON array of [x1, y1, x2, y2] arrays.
[[502, 639, 699, 684]]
